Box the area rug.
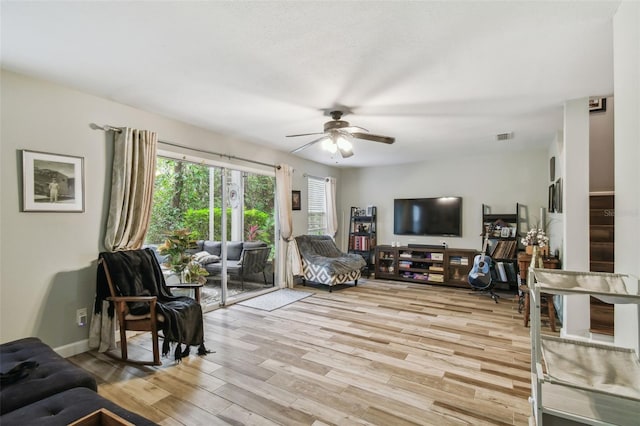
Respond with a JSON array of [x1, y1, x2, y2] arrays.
[[237, 289, 313, 311]]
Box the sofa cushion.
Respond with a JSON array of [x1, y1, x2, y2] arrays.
[[0, 337, 97, 414], [203, 241, 222, 256], [226, 242, 244, 261], [192, 251, 220, 265], [0, 387, 157, 426]]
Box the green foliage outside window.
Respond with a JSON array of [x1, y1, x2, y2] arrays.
[[146, 157, 275, 253]]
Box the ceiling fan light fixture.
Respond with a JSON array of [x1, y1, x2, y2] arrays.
[[335, 135, 353, 153]]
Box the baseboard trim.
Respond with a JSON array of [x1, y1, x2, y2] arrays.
[[54, 339, 90, 358]]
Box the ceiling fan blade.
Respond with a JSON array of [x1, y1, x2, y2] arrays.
[[351, 132, 395, 144], [286, 132, 325, 138], [343, 125, 369, 133], [290, 135, 328, 154]]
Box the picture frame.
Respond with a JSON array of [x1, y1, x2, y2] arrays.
[[589, 97, 606, 113], [549, 156, 555, 181], [548, 184, 555, 213], [500, 227, 511, 238], [21, 150, 84, 212], [291, 190, 301, 211], [554, 178, 563, 213]]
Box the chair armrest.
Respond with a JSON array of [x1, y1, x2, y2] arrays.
[[167, 283, 203, 289], [107, 296, 157, 317]]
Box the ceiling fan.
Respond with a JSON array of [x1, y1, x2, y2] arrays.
[[287, 110, 395, 158]]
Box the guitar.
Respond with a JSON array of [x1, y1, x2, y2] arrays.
[[468, 225, 493, 290]]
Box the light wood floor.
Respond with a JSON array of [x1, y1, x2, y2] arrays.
[[69, 280, 539, 426]]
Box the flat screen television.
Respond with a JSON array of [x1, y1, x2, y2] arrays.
[[394, 197, 463, 237]]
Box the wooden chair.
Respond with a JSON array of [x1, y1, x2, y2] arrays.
[[98, 249, 206, 366]]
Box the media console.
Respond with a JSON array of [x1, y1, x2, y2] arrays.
[[375, 245, 477, 288]]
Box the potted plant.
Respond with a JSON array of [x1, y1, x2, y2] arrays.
[[157, 229, 204, 282]]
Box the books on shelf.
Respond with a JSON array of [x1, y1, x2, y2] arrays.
[[490, 240, 517, 259], [449, 256, 470, 266], [350, 235, 374, 251], [430, 253, 444, 261]]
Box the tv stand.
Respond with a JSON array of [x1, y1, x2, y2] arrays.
[[375, 245, 477, 288], [408, 243, 447, 249]]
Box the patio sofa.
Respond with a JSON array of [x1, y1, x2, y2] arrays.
[[147, 240, 271, 286], [0, 337, 156, 425], [295, 235, 366, 291]]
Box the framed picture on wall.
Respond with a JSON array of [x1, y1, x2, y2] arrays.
[[549, 156, 555, 181], [589, 97, 607, 112], [554, 178, 563, 213], [21, 150, 85, 212], [292, 190, 301, 211], [548, 184, 555, 213]]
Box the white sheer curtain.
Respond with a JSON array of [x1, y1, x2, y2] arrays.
[[90, 127, 157, 353], [325, 176, 338, 238], [276, 164, 300, 288]]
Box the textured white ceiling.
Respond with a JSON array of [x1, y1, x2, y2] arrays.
[[1, 1, 619, 167]]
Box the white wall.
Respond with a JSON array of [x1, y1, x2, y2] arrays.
[[338, 150, 549, 252], [0, 70, 337, 351], [613, 1, 639, 353]]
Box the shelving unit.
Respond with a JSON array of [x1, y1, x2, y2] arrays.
[[348, 206, 376, 277], [528, 268, 640, 425], [482, 203, 520, 288], [374, 246, 475, 288]]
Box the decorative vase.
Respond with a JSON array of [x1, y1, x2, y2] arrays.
[[530, 245, 544, 269]]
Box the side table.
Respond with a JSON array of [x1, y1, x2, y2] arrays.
[[517, 253, 560, 332]]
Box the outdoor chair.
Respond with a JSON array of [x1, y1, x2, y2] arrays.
[[229, 246, 271, 289]]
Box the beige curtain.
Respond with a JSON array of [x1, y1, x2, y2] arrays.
[[325, 176, 338, 238], [104, 128, 158, 251], [276, 164, 296, 287], [91, 127, 157, 353]]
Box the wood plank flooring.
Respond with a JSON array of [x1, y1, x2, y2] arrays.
[[69, 280, 539, 425]]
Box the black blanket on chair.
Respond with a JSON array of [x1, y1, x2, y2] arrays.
[[95, 248, 208, 361]]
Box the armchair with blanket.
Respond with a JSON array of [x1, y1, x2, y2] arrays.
[[295, 235, 366, 292]]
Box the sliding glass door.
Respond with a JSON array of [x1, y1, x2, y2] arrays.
[[145, 155, 276, 311]]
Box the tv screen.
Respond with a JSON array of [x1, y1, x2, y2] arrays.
[[394, 197, 462, 237]]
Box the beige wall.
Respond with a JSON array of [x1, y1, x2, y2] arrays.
[[0, 70, 337, 352]]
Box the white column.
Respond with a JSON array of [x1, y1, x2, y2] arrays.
[[613, 2, 640, 353], [561, 97, 591, 339]]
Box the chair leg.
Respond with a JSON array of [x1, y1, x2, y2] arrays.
[[150, 324, 161, 366], [118, 318, 128, 361], [263, 271, 268, 285]]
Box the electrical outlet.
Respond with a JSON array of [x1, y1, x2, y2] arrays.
[[76, 308, 87, 327]]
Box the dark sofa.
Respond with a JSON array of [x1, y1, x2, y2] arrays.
[[0, 337, 156, 425]]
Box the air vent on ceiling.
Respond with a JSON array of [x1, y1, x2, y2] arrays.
[[496, 132, 514, 141]]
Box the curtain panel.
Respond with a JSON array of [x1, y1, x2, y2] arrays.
[[103, 128, 158, 251], [325, 176, 338, 238], [275, 164, 296, 287]]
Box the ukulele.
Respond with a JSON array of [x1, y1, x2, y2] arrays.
[[468, 225, 493, 289]]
